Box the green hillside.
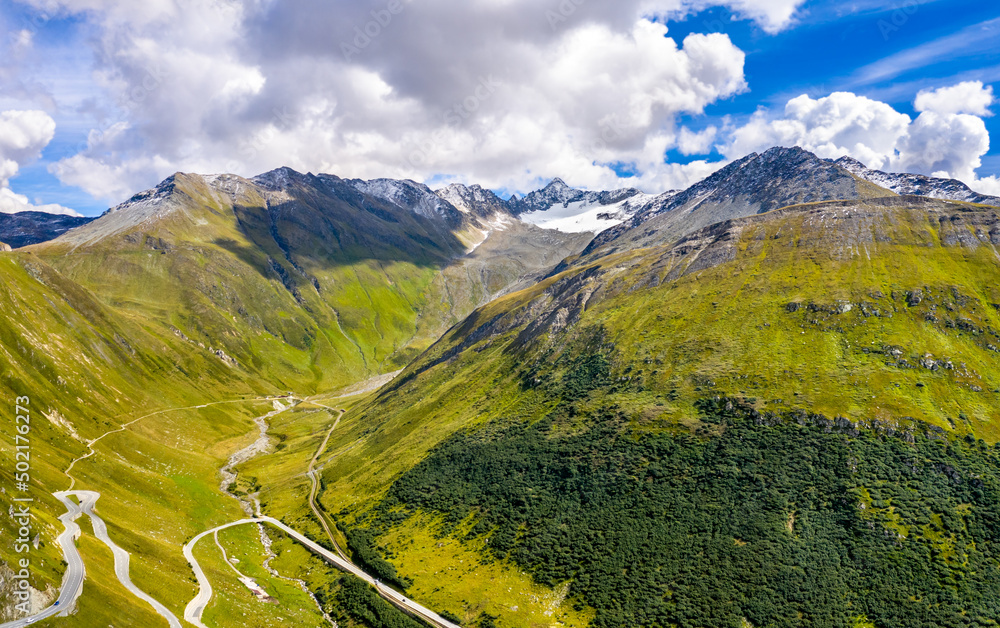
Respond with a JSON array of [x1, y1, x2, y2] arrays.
[[0, 170, 588, 625], [2, 167, 1000, 627], [0, 251, 273, 620], [308, 196, 1000, 627], [32, 172, 478, 392]]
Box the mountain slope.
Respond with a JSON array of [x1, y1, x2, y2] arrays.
[[0, 211, 94, 248], [836, 156, 1000, 207], [32, 168, 588, 390], [585, 146, 896, 256], [0, 250, 270, 615], [435, 183, 512, 218], [313, 194, 1000, 627], [0, 166, 593, 624]]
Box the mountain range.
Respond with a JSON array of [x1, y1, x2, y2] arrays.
[[0, 146, 998, 628], [7, 146, 999, 251]]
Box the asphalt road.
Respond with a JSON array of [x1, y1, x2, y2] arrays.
[[0, 494, 86, 628], [6, 389, 456, 628], [72, 491, 182, 627], [0, 492, 181, 628], [184, 516, 462, 628]]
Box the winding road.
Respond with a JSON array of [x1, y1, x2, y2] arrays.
[[6, 385, 461, 628], [183, 516, 461, 628], [0, 491, 181, 628], [305, 409, 351, 560]]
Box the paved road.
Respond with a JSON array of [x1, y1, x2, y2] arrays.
[[0, 494, 86, 628], [6, 389, 458, 628], [68, 492, 182, 628], [184, 516, 461, 628], [0, 492, 181, 628], [305, 409, 351, 560]]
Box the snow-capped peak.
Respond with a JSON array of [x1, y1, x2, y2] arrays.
[[251, 166, 305, 191], [434, 183, 511, 218], [834, 156, 1000, 206], [347, 178, 459, 220]]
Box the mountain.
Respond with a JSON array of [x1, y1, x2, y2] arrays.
[[435, 183, 512, 219], [4, 150, 1000, 627], [437, 179, 669, 235], [835, 156, 1000, 207], [509, 178, 665, 234], [507, 177, 643, 214], [314, 192, 1000, 627], [0, 241, 10, 251], [585, 146, 896, 256], [0, 211, 94, 248], [344, 176, 465, 222], [0, 165, 594, 625], [32, 168, 590, 391]]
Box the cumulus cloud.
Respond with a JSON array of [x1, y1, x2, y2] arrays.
[[6, 0, 802, 201], [725, 92, 911, 169], [914, 81, 994, 116], [0, 109, 55, 185], [722, 84, 998, 193], [8, 0, 997, 205], [677, 125, 719, 155], [972, 176, 1000, 196], [0, 188, 81, 216], [0, 109, 79, 215]]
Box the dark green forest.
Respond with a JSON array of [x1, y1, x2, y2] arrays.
[[330, 576, 428, 628], [368, 388, 1000, 628]]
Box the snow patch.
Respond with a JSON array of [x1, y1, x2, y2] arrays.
[[519, 193, 658, 234]]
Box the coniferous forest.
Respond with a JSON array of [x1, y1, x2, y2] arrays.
[[364, 385, 1000, 628]]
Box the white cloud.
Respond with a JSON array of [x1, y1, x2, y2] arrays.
[[717, 0, 803, 33], [2, 0, 812, 201], [847, 18, 1000, 88], [677, 125, 718, 155], [11, 29, 33, 52], [725, 92, 911, 170], [0, 187, 81, 216], [0, 109, 56, 185], [897, 110, 989, 182], [723, 85, 998, 192], [7, 0, 998, 209], [972, 175, 1000, 196], [914, 81, 994, 116], [0, 109, 79, 215]]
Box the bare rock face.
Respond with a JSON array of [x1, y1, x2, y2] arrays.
[[586, 146, 897, 257], [835, 156, 1000, 207], [0, 241, 11, 252]]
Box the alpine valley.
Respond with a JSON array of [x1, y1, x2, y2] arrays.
[[1, 146, 999, 628]]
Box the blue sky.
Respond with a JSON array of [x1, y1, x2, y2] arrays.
[[1, 0, 999, 216], [665, 0, 1000, 165]]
